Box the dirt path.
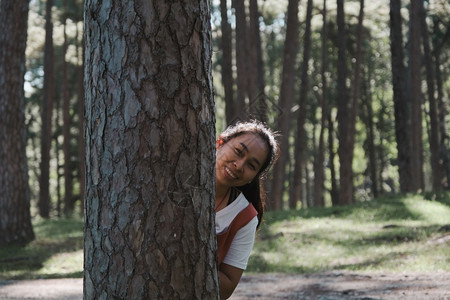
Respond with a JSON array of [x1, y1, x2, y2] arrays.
[[231, 272, 450, 299], [0, 272, 449, 299]]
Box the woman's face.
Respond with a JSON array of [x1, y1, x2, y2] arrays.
[[216, 133, 269, 189]]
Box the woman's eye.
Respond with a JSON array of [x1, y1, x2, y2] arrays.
[[235, 148, 242, 156], [249, 163, 256, 170]]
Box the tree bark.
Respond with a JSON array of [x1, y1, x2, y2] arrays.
[[408, 0, 424, 192], [271, 0, 300, 210], [291, 0, 313, 209], [0, 0, 34, 246], [389, 0, 412, 193], [39, 0, 55, 218], [84, 0, 218, 298]]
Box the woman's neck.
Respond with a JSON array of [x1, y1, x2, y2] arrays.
[[215, 184, 230, 201]]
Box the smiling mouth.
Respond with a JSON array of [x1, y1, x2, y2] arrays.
[[225, 167, 237, 179]]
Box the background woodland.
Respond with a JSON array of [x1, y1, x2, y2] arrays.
[[1, 0, 450, 227]]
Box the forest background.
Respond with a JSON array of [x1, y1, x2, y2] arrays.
[[0, 0, 450, 296], [17, 0, 450, 220], [0, 0, 449, 246]]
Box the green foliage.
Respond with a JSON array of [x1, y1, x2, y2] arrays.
[[0, 218, 83, 280], [248, 194, 450, 273]]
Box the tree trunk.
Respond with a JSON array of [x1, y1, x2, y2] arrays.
[[328, 112, 339, 206], [433, 40, 450, 190], [362, 66, 379, 198], [336, 0, 352, 205], [220, 0, 235, 125], [420, 0, 441, 192], [84, 1, 218, 298], [291, 0, 313, 209], [62, 5, 74, 215], [389, 0, 412, 193], [0, 0, 34, 246], [313, 0, 328, 208], [39, 0, 55, 218], [233, 0, 249, 121], [271, 0, 300, 210], [248, 0, 267, 122], [77, 23, 86, 215], [408, 0, 424, 192]]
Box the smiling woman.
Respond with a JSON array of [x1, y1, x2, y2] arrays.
[[214, 120, 280, 299]]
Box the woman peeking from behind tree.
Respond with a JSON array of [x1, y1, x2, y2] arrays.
[[215, 120, 280, 299]]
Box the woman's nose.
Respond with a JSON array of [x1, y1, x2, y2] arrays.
[[234, 159, 244, 171]]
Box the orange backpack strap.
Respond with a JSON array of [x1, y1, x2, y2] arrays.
[[217, 203, 258, 265]]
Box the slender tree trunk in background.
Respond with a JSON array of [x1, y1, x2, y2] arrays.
[[233, 0, 249, 121], [77, 26, 86, 215], [363, 66, 379, 198], [345, 0, 364, 199], [408, 0, 424, 192], [54, 76, 61, 217], [84, 0, 218, 298], [432, 24, 450, 189], [62, 6, 74, 215], [336, 0, 353, 205], [291, 0, 313, 209], [434, 47, 450, 190], [313, 0, 328, 208], [389, 0, 412, 193], [248, 0, 267, 122], [220, 0, 235, 125], [0, 0, 34, 246], [39, 0, 54, 218], [271, 0, 300, 210], [328, 113, 339, 206], [420, 0, 441, 192], [378, 102, 388, 193]]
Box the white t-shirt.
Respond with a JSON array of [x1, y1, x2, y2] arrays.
[[215, 193, 258, 270]]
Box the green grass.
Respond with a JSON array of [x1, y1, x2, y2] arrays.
[[248, 194, 450, 274], [0, 218, 83, 280], [1, 194, 449, 280]]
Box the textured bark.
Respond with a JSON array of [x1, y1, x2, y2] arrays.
[[232, 0, 250, 121], [84, 1, 218, 298], [39, 0, 55, 218], [291, 0, 313, 209], [0, 0, 34, 246], [220, 0, 235, 125], [336, 0, 352, 205], [389, 0, 412, 193], [313, 0, 328, 208], [271, 0, 300, 210], [408, 0, 424, 191], [420, 0, 441, 192]]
